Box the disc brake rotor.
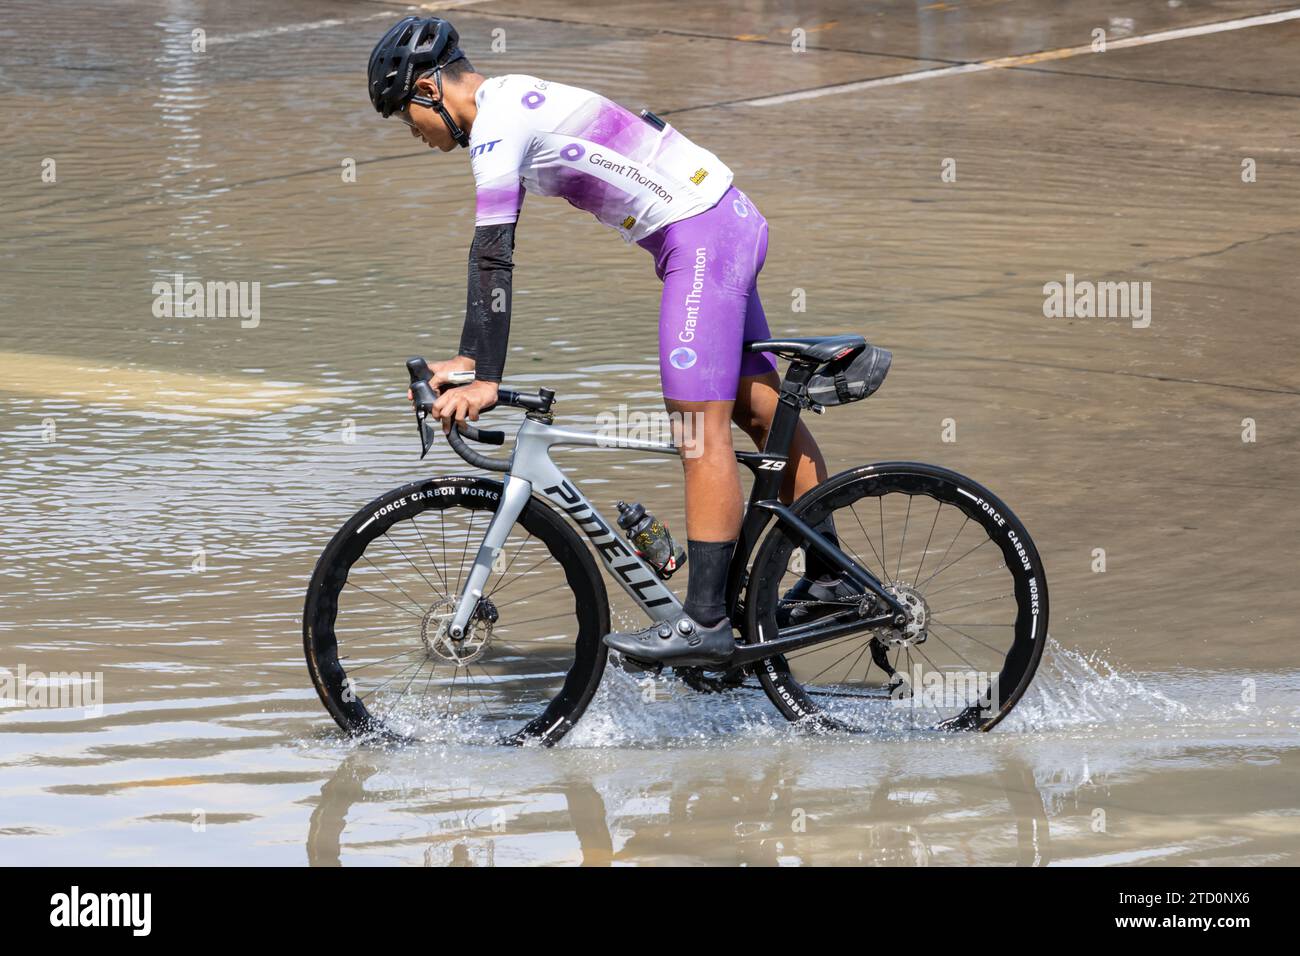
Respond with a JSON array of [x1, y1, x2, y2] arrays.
[[876, 582, 930, 647], [420, 598, 494, 665]]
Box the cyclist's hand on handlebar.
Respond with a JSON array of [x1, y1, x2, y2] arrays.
[[433, 380, 499, 434], [406, 356, 476, 403]]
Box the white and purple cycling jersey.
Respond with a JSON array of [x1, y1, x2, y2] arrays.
[[469, 74, 734, 242], [466, 74, 774, 400]]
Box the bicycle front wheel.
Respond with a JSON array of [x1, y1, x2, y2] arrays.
[[303, 476, 609, 746], [745, 462, 1048, 733]]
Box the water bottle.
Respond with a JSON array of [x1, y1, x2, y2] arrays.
[[616, 501, 686, 579]]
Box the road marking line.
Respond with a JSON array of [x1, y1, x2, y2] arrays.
[[205, 2, 496, 47], [206, 12, 396, 47], [743, 8, 1300, 106]]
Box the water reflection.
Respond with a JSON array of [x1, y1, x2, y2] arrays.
[[305, 748, 1052, 867], [152, 3, 215, 252]]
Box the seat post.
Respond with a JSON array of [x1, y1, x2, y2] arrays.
[[760, 360, 815, 461], [729, 358, 816, 614]]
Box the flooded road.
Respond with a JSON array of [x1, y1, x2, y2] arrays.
[[2, 0, 1298, 864]]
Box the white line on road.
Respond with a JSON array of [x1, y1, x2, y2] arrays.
[[205, 2, 496, 47], [742, 8, 1300, 106], [206, 12, 396, 47]]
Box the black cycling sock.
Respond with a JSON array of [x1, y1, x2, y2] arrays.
[[681, 539, 735, 627], [804, 515, 841, 587]]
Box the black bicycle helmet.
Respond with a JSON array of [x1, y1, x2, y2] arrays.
[[367, 16, 465, 118]]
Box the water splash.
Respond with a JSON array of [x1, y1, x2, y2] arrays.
[[1003, 640, 1193, 733], [561, 663, 787, 749]]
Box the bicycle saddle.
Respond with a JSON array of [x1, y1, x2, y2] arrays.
[[745, 335, 867, 363]]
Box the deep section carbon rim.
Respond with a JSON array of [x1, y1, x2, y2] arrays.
[[304, 478, 608, 745], [747, 463, 1048, 733]]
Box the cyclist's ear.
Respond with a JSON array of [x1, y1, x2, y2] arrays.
[[414, 74, 440, 100]]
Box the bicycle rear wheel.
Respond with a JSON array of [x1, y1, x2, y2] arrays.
[[303, 476, 609, 745], [745, 462, 1048, 733]]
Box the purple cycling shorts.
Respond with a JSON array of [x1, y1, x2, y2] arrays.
[[637, 186, 777, 402]]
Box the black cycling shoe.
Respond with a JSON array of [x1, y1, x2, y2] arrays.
[[603, 613, 736, 668], [775, 576, 864, 628]]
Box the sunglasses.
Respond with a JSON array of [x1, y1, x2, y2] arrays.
[[392, 102, 417, 127]]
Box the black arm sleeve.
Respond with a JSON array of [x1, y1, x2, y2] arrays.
[[458, 222, 517, 383]]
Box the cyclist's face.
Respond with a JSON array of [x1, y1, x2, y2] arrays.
[[395, 78, 456, 152]]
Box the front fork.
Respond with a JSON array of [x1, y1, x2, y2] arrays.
[[447, 474, 534, 638]]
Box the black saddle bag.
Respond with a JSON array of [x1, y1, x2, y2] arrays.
[[806, 345, 892, 406]]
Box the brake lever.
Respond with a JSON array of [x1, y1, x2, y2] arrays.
[[412, 387, 438, 459], [404, 360, 492, 459], [406, 358, 439, 458]]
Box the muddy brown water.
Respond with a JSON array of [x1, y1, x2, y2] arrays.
[[2, 0, 1298, 864]]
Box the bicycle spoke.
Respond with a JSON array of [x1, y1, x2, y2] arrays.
[[444, 667, 461, 717], [909, 640, 944, 676], [494, 610, 573, 630], [314, 487, 602, 745], [339, 618, 423, 651], [493, 635, 571, 648], [924, 563, 1008, 599], [360, 658, 424, 702], [486, 551, 552, 602], [492, 580, 570, 611], [912, 500, 943, 587], [385, 529, 445, 602], [439, 508, 450, 590], [930, 619, 1007, 654], [878, 496, 888, 583], [806, 638, 875, 685], [748, 475, 1045, 736], [484, 532, 535, 598], [453, 510, 477, 595], [782, 630, 875, 662], [398, 657, 430, 699], [895, 495, 912, 581], [344, 580, 425, 619], [922, 629, 980, 671], [359, 553, 427, 614], [411, 512, 452, 598], [924, 516, 968, 588], [935, 591, 1011, 615], [916, 536, 993, 590], [844, 639, 875, 687], [345, 646, 424, 673], [467, 665, 505, 719], [848, 502, 890, 583], [905, 647, 916, 728]]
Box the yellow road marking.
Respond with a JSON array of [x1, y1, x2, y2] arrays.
[[0, 351, 328, 415]]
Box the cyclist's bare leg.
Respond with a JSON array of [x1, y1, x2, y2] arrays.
[[733, 370, 828, 502], [665, 398, 743, 541]]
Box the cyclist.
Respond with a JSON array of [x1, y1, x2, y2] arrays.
[[368, 16, 850, 666]]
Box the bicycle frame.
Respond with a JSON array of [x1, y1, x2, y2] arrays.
[[444, 360, 909, 659]]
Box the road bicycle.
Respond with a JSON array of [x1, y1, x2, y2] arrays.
[[303, 335, 1049, 745]]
